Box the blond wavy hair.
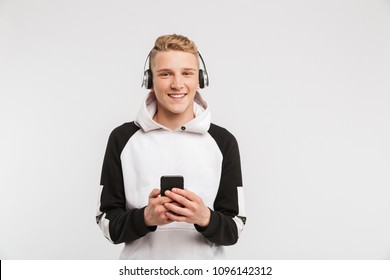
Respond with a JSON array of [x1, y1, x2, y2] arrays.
[[150, 34, 199, 67]]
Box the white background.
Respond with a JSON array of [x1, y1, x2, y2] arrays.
[[1, 0, 389, 259]]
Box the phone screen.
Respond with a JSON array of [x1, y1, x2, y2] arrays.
[[160, 175, 184, 196]]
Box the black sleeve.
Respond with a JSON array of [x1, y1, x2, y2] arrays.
[[195, 124, 246, 245], [96, 122, 156, 244]]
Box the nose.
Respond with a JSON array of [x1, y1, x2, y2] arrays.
[[171, 75, 184, 89]]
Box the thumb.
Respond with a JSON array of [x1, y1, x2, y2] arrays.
[[149, 188, 160, 198]]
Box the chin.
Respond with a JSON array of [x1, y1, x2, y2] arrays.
[[168, 108, 187, 115]]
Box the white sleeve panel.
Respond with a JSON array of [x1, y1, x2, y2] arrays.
[[96, 185, 114, 243], [234, 186, 246, 237], [237, 186, 246, 217], [98, 213, 114, 243]]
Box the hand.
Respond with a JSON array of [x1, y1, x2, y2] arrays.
[[144, 188, 173, 227], [163, 188, 211, 227]]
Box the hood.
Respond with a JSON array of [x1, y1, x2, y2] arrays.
[[135, 91, 211, 134]]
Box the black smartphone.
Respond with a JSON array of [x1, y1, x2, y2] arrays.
[[160, 175, 184, 196]]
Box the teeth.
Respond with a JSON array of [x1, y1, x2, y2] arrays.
[[169, 94, 185, 98]]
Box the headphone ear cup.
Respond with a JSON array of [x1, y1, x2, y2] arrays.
[[144, 69, 153, 89], [199, 69, 205, 89]]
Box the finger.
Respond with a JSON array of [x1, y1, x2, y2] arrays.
[[170, 201, 184, 207], [165, 210, 187, 222], [171, 188, 199, 202], [149, 188, 160, 198], [165, 190, 190, 207], [164, 202, 189, 217], [159, 196, 173, 204]]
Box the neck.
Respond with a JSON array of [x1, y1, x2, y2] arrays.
[[153, 107, 195, 130]]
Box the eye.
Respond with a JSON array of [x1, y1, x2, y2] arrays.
[[158, 72, 171, 77], [183, 71, 194, 76]]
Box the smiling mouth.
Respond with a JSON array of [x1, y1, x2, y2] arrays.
[[168, 93, 187, 99]]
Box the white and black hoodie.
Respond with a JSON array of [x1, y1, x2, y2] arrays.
[[96, 92, 246, 259]]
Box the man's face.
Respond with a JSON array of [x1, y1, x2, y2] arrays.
[[151, 50, 199, 118]]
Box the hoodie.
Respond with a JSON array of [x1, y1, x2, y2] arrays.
[[97, 92, 246, 259]]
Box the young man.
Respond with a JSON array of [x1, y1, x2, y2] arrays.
[[96, 34, 246, 259]]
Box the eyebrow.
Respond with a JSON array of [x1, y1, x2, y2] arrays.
[[155, 68, 197, 73]]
